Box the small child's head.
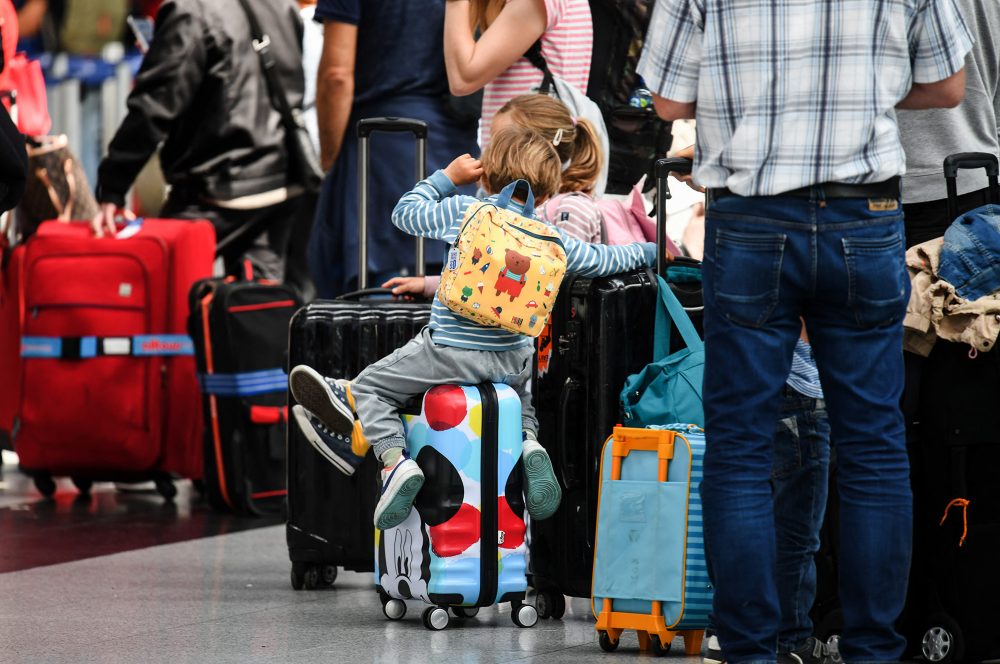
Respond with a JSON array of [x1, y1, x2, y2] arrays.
[[492, 94, 604, 195], [480, 125, 562, 203]]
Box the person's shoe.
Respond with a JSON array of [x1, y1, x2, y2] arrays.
[[374, 451, 424, 530], [704, 634, 725, 664], [522, 438, 561, 520], [789, 637, 834, 664], [288, 366, 356, 435], [292, 405, 361, 476]]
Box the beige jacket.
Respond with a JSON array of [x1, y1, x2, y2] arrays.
[[904, 238, 1000, 356]]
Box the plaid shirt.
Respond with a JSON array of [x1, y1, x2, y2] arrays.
[[638, 0, 974, 196]]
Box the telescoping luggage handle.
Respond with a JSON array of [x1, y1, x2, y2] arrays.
[[655, 157, 693, 278], [943, 152, 1000, 223], [357, 117, 429, 290]]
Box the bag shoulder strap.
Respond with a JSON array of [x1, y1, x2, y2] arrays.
[[233, 0, 303, 138], [654, 274, 702, 358], [525, 40, 554, 95]]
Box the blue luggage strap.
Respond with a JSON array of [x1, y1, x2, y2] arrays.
[[21, 334, 195, 359], [199, 368, 288, 397]]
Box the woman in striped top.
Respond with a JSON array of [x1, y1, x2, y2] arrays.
[[443, 0, 593, 147]]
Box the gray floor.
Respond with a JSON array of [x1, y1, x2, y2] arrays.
[[0, 522, 704, 664]]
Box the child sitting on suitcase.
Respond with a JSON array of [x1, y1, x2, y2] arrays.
[[289, 125, 660, 530]]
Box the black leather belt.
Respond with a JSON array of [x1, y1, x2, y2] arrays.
[[708, 177, 901, 201]]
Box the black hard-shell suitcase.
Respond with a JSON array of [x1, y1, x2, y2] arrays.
[[286, 118, 432, 589], [529, 159, 703, 614], [189, 275, 303, 515]]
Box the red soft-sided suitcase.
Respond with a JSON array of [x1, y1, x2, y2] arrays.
[[12, 219, 214, 497]]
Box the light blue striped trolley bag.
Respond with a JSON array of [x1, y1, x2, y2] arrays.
[[592, 424, 712, 656]]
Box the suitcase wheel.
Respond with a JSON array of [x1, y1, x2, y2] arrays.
[[422, 606, 450, 631], [290, 565, 305, 591], [303, 566, 321, 590], [535, 590, 566, 620], [33, 474, 56, 498], [451, 606, 479, 619], [921, 613, 964, 663], [154, 477, 177, 502], [511, 601, 538, 629], [649, 634, 670, 657], [382, 599, 406, 621], [71, 477, 93, 496], [598, 631, 619, 652]]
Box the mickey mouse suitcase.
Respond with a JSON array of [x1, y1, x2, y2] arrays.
[[375, 382, 536, 631]]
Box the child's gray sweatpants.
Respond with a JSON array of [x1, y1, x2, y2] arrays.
[[351, 327, 537, 460]]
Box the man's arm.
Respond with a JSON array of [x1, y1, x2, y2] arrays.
[[316, 20, 357, 171], [93, 0, 207, 235], [652, 94, 696, 121], [897, 68, 966, 109]]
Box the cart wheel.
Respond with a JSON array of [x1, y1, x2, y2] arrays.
[[383, 599, 406, 621], [290, 567, 305, 590], [511, 602, 538, 628], [451, 606, 479, 619], [922, 613, 964, 663], [422, 606, 449, 631], [303, 565, 321, 590], [34, 474, 56, 498], [155, 477, 177, 502], [649, 634, 670, 657], [599, 631, 619, 652], [320, 565, 338, 587], [71, 477, 93, 495]]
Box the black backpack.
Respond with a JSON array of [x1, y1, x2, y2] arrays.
[[587, 0, 673, 194]]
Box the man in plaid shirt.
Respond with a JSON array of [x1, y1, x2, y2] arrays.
[[639, 2, 972, 663]]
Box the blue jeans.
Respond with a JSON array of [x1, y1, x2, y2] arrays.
[[772, 386, 831, 653], [701, 193, 912, 664]]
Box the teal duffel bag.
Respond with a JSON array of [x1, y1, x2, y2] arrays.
[[620, 274, 704, 427]]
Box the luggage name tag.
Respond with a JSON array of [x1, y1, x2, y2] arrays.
[[447, 247, 459, 271]]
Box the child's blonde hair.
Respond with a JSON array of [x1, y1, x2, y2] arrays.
[[496, 94, 604, 195], [480, 125, 562, 201]]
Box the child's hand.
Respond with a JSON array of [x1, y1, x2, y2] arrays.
[[382, 276, 426, 297], [444, 154, 484, 187]]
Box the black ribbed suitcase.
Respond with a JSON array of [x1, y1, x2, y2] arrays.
[[529, 159, 703, 615], [286, 117, 432, 589]]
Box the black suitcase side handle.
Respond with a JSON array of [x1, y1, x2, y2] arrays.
[[944, 152, 1000, 222]]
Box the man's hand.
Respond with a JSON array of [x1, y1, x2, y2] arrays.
[[670, 144, 705, 193], [92, 202, 119, 238], [443, 154, 483, 187]]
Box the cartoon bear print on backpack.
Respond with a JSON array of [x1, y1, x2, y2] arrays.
[[495, 249, 531, 301]]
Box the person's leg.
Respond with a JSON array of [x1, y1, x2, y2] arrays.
[[771, 387, 831, 654], [804, 201, 911, 663], [701, 195, 811, 664], [499, 344, 560, 520]]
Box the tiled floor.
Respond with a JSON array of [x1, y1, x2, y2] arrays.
[[0, 452, 703, 664]]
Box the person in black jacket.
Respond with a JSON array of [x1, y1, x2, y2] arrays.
[[93, 0, 307, 280]]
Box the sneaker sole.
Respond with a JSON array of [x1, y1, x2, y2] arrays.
[[292, 406, 357, 477], [704, 654, 725, 664], [523, 445, 561, 521], [289, 366, 355, 436], [375, 468, 425, 531]]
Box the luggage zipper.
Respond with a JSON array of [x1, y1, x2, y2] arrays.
[[477, 382, 500, 606]]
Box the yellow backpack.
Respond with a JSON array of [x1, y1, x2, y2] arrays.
[[438, 181, 568, 337]]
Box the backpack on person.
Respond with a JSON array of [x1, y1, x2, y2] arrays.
[[586, 0, 673, 195], [438, 180, 567, 337]]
